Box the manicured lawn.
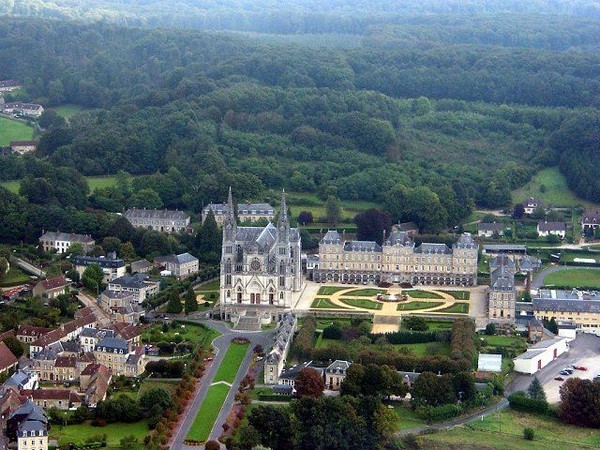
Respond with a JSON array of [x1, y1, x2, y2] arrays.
[[142, 322, 219, 348], [422, 409, 600, 450], [287, 191, 377, 221], [482, 335, 525, 347], [198, 279, 220, 291], [50, 420, 149, 448], [403, 289, 444, 299], [400, 318, 453, 331], [315, 318, 355, 329], [137, 379, 179, 397], [544, 268, 600, 289], [397, 301, 444, 311], [342, 288, 386, 297], [440, 290, 471, 300], [186, 383, 230, 443], [384, 401, 427, 430], [317, 286, 349, 295], [393, 341, 451, 357], [0, 267, 30, 287], [0, 116, 33, 146], [513, 166, 600, 209], [436, 302, 469, 314], [339, 297, 383, 310], [311, 297, 350, 309], [213, 342, 250, 383], [54, 103, 84, 118]]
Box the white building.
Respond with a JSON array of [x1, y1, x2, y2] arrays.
[[522, 197, 543, 215], [537, 221, 567, 239], [107, 274, 160, 304], [513, 336, 568, 374], [71, 254, 126, 283], [477, 222, 504, 238], [39, 231, 95, 254]]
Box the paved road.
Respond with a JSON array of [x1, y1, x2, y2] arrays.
[[76, 292, 111, 327], [9, 256, 46, 278], [169, 320, 273, 450], [531, 265, 600, 289]]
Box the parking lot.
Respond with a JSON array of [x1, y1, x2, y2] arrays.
[[509, 333, 600, 402]]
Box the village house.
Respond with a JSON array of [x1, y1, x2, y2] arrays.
[[488, 256, 516, 322], [7, 401, 49, 450], [0, 342, 19, 375], [581, 211, 600, 234], [537, 221, 567, 239], [32, 276, 69, 299], [93, 337, 146, 377], [107, 274, 160, 304], [79, 328, 115, 354], [111, 322, 142, 347], [10, 141, 36, 155], [477, 222, 504, 238], [76, 352, 96, 376], [71, 253, 126, 283], [203, 201, 275, 226], [0, 80, 21, 91], [263, 313, 297, 384], [98, 291, 143, 324], [324, 360, 351, 391], [21, 389, 83, 411], [16, 326, 52, 344], [79, 363, 111, 407], [29, 312, 97, 356], [130, 259, 153, 274], [53, 356, 77, 382], [522, 197, 543, 215], [4, 369, 39, 391], [123, 208, 190, 233], [39, 231, 95, 254], [2, 102, 44, 117], [154, 252, 199, 279], [30, 344, 62, 382]]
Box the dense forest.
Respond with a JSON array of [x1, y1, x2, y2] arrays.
[[0, 11, 599, 244]]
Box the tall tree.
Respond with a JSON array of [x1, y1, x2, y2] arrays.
[[184, 286, 198, 314], [247, 405, 293, 450], [354, 209, 391, 244], [295, 368, 325, 398], [195, 210, 222, 264], [165, 291, 183, 314], [527, 377, 547, 402], [325, 196, 342, 226], [559, 378, 600, 428], [81, 263, 104, 293]]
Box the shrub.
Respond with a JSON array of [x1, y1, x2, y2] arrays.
[[205, 440, 221, 450], [322, 324, 343, 340], [417, 403, 462, 422], [508, 391, 548, 414], [523, 427, 535, 440]]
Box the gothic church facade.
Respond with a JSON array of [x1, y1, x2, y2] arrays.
[[220, 189, 302, 309]]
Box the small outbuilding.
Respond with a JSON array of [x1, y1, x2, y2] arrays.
[[513, 336, 568, 375]]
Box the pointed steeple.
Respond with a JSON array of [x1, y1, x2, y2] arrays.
[[224, 186, 236, 233], [277, 189, 290, 241]]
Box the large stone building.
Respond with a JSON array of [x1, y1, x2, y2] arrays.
[[220, 190, 302, 315], [123, 208, 190, 233], [313, 231, 478, 286], [533, 289, 600, 333], [39, 231, 95, 254], [488, 255, 517, 322], [155, 252, 199, 279], [203, 201, 275, 225]]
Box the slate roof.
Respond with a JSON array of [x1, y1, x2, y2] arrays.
[[386, 231, 413, 246], [155, 252, 198, 266], [130, 259, 153, 273], [234, 223, 286, 252], [54, 356, 77, 368], [483, 244, 527, 252], [454, 233, 478, 249], [320, 230, 342, 245], [533, 298, 600, 314], [344, 241, 382, 252], [490, 266, 514, 291], [123, 208, 189, 221], [39, 231, 94, 244], [522, 197, 542, 207], [279, 361, 315, 381], [80, 327, 114, 339], [325, 360, 350, 374], [59, 340, 79, 353], [96, 337, 128, 352], [109, 274, 150, 289], [581, 211, 600, 224], [72, 255, 125, 269], [37, 276, 68, 291], [415, 243, 452, 254], [489, 255, 516, 271], [10, 140, 36, 147], [204, 202, 274, 216], [478, 222, 504, 232], [537, 221, 567, 232]]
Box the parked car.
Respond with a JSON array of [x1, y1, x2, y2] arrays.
[[560, 370, 570, 376], [574, 366, 588, 371], [554, 377, 564, 381]]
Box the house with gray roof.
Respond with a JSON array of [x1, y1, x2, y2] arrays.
[[155, 252, 199, 280], [39, 231, 95, 254], [72, 253, 126, 282], [264, 312, 297, 385], [537, 221, 567, 239], [203, 201, 275, 225], [477, 222, 504, 238], [325, 360, 351, 391], [107, 273, 160, 304], [123, 208, 190, 233]]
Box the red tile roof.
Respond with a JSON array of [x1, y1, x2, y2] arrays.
[[39, 276, 68, 291], [17, 325, 52, 337], [80, 363, 111, 377], [55, 355, 77, 368], [31, 314, 96, 348], [0, 342, 18, 372], [111, 322, 142, 341], [21, 389, 83, 403]]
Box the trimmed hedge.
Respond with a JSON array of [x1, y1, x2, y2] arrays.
[[368, 330, 450, 345], [508, 391, 548, 414], [417, 403, 462, 422]]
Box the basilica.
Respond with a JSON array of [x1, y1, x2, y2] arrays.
[[219, 189, 303, 313]]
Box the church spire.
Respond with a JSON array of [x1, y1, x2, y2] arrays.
[[225, 186, 236, 232], [277, 189, 290, 240]]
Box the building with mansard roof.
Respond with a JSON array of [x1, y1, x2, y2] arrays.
[[313, 231, 478, 286], [219, 189, 302, 322]]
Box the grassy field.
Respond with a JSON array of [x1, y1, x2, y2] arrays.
[[287, 191, 378, 221], [197, 279, 220, 291], [0, 116, 34, 146], [394, 341, 451, 356], [50, 420, 149, 448], [436, 302, 469, 314], [513, 167, 600, 209], [213, 342, 250, 384], [54, 103, 84, 118], [310, 297, 350, 309], [142, 322, 219, 348], [338, 297, 383, 310], [1, 175, 120, 194], [384, 401, 427, 430], [397, 301, 444, 311], [482, 335, 525, 346], [316, 286, 349, 295], [342, 288, 386, 297], [422, 409, 600, 450], [440, 290, 471, 300], [137, 379, 179, 397], [544, 268, 600, 288], [403, 289, 444, 299], [187, 383, 230, 443], [0, 267, 30, 286]]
